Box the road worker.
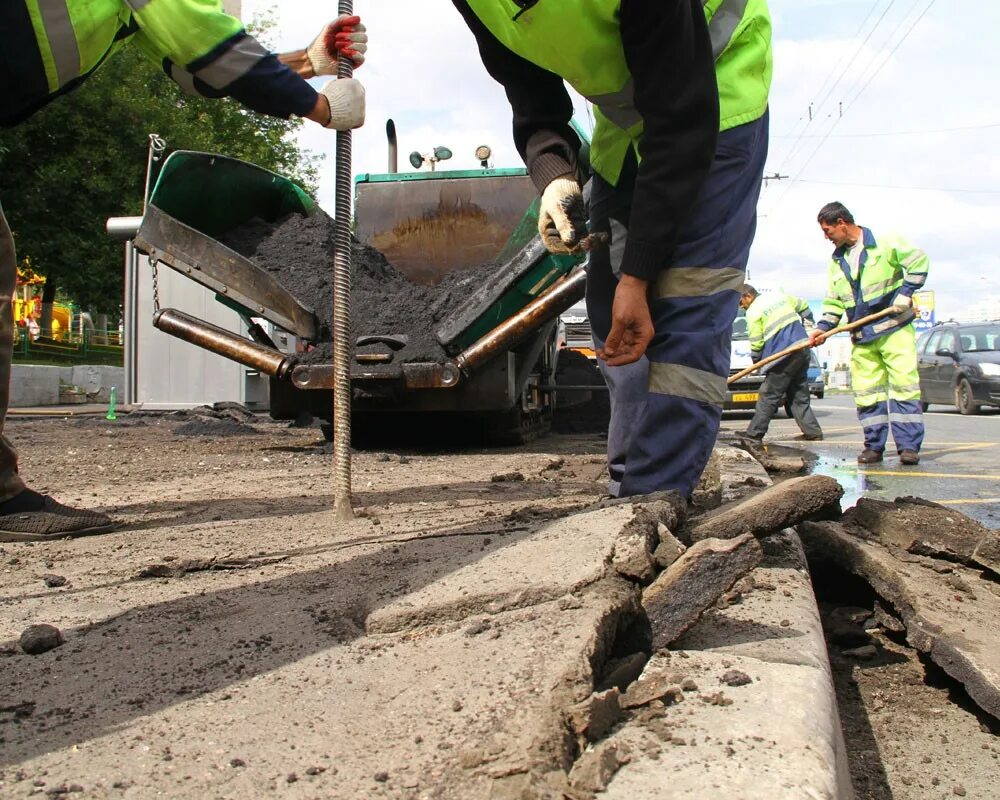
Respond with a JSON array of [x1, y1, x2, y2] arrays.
[[739, 284, 823, 442], [810, 201, 929, 465], [0, 1, 367, 540], [453, 0, 772, 499]]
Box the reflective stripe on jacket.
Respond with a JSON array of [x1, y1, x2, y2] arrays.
[[1, 0, 291, 125], [466, 0, 772, 185], [817, 227, 930, 345], [746, 291, 811, 364]]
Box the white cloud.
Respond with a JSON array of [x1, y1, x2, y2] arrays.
[[240, 0, 1000, 320]]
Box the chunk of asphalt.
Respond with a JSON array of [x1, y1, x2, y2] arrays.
[[596, 652, 649, 694], [621, 671, 685, 710], [652, 525, 686, 569], [843, 496, 1000, 577], [686, 476, 843, 543], [19, 624, 64, 655], [643, 533, 763, 650], [568, 739, 632, 794], [567, 688, 623, 743], [799, 520, 1000, 720], [691, 451, 722, 510], [598, 491, 687, 532], [611, 507, 659, 583], [872, 600, 906, 633]]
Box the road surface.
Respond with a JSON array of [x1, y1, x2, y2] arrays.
[[723, 396, 1000, 527]]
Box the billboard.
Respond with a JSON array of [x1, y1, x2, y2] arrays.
[[913, 290, 935, 333]]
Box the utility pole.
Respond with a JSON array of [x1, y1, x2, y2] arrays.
[[762, 172, 789, 186]]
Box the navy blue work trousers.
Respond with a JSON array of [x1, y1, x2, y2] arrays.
[[587, 110, 769, 498]]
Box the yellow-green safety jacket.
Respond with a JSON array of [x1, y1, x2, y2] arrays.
[[466, 0, 773, 185], [817, 227, 930, 346], [746, 291, 813, 363], [1, 0, 317, 126]]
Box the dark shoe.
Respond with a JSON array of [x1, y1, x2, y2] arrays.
[[899, 449, 920, 465], [857, 448, 884, 464], [739, 431, 764, 441], [0, 491, 115, 542], [796, 433, 824, 441]]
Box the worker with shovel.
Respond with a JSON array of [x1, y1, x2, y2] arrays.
[[454, 0, 772, 499], [0, 1, 367, 541], [811, 202, 930, 466], [739, 284, 823, 443]]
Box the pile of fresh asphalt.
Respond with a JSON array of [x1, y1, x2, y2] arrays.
[[219, 210, 501, 363]]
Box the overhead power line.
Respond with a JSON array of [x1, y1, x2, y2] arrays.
[[778, 0, 898, 168], [792, 178, 1000, 195], [771, 121, 1000, 139], [764, 0, 939, 217], [843, 0, 939, 115]]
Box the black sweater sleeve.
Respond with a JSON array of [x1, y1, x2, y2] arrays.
[[619, 0, 718, 280], [452, 0, 719, 280]]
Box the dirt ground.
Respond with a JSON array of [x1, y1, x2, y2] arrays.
[[816, 573, 1000, 800], [4, 413, 1000, 797], [0, 413, 613, 797]]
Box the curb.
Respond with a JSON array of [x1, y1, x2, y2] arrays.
[[601, 528, 852, 798]]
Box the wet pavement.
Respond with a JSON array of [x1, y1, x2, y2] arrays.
[[722, 396, 1000, 526]]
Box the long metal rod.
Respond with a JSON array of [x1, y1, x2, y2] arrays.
[[332, 0, 356, 520], [153, 308, 296, 379], [455, 268, 588, 374], [727, 307, 898, 384]]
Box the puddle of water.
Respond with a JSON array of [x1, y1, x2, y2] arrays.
[[807, 453, 999, 526], [809, 455, 874, 510]]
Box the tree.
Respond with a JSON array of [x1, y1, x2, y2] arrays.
[[0, 16, 321, 320]]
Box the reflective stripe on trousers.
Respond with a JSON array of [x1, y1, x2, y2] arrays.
[[851, 326, 924, 452], [0, 201, 27, 501], [587, 111, 769, 498]]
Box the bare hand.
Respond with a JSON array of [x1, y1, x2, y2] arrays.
[[808, 329, 825, 347], [597, 276, 654, 366]]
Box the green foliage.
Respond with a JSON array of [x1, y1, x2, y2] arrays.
[[0, 23, 321, 315]]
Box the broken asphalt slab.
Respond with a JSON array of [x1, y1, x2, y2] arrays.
[[800, 519, 1000, 721], [686, 475, 844, 543], [643, 534, 763, 649], [843, 496, 1000, 577]]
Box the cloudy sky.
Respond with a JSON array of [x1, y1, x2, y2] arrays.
[[242, 0, 1000, 320]]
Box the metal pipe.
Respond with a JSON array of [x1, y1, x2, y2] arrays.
[[106, 216, 144, 241], [455, 267, 588, 375], [153, 308, 297, 380], [332, 0, 356, 520], [386, 119, 397, 173]]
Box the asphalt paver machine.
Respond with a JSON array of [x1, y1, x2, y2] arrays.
[[131, 146, 592, 443]]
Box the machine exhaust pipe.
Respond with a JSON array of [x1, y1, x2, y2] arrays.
[[153, 308, 297, 380], [455, 267, 587, 375], [386, 119, 398, 174]]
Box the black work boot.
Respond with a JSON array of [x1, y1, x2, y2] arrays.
[[0, 489, 116, 542], [899, 449, 920, 465], [857, 448, 884, 465]]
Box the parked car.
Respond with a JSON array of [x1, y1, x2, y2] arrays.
[[807, 350, 825, 399], [916, 321, 1000, 414]]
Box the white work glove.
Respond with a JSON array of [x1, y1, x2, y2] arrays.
[[539, 175, 588, 254], [890, 293, 913, 313], [320, 78, 365, 130], [306, 15, 368, 75]]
